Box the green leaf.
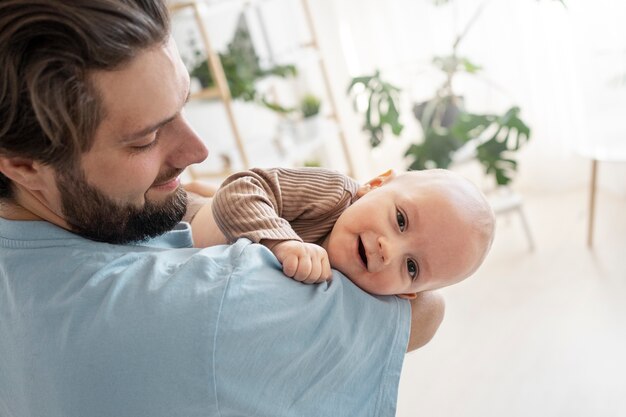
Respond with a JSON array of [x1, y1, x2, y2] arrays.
[[259, 64, 298, 78], [460, 57, 482, 74], [496, 107, 531, 150], [185, 21, 296, 114], [348, 70, 404, 147], [405, 128, 460, 170], [260, 97, 296, 114], [450, 112, 492, 142], [346, 75, 373, 93]]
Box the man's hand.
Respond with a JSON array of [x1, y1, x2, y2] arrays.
[[264, 240, 332, 284]]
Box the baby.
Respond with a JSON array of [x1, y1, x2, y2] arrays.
[[191, 167, 495, 299]]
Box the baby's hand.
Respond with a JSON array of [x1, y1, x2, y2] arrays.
[[265, 240, 332, 284]]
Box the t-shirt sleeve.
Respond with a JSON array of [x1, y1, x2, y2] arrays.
[[213, 242, 411, 417], [211, 167, 359, 243]]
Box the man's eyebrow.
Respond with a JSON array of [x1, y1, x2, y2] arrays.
[[121, 88, 191, 143], [121, 115, 176, 143]]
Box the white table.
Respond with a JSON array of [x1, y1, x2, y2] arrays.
[[577, 137, 626, 247]]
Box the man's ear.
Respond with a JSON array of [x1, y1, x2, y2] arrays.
[[356, 169, 396, 198], [0, 156, 47, 190], [398, 292, 417, 300]]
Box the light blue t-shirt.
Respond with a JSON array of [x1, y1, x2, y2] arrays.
[[0, 218, 410, 417]]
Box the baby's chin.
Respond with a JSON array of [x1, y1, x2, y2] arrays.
[[339, 273, 377, 295]]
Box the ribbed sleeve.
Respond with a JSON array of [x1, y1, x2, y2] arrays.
[[211, 167, 360, 244]]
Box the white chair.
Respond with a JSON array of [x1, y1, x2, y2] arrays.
[[487, 186, 534, 251]]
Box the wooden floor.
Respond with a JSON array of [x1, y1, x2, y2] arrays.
[[396, 187, 626, 417]]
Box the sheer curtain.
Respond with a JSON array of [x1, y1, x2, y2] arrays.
[[313, 0, 626, 193]]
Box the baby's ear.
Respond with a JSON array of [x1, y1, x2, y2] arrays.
[[356, 169, 396, 198]]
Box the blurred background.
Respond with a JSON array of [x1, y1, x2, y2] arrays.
[[169, 0, 626, 415]]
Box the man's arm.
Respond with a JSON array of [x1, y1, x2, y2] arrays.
[[407, 291, 445, 351]]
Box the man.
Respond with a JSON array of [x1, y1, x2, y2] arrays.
[[0, 1, 444, 416]]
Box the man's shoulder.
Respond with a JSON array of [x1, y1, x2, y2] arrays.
[[0, 217, 258, 313], [214, 253, 411, 417]]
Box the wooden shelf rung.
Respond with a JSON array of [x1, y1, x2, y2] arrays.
[[168, 1, 197, 13]]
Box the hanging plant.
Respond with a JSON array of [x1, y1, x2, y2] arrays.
[[186, 13, 297, 114]]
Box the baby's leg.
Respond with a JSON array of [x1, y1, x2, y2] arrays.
[[407, 291, 445, 351]]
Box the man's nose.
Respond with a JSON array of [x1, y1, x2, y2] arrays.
[[166, 116, 209, 169]]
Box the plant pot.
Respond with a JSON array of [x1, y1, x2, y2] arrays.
[[413, 96, 465, 129], [295, 115, 322, 143]]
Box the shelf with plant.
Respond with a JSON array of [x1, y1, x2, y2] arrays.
[[186, 13, 298, 115]]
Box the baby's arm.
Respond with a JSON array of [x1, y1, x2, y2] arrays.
[[193, 202, 331, 281], [184, 182, 229, 248], [263, 239, 332, 284], [211, 167, 358, 284], [189, 200, 229, 247]]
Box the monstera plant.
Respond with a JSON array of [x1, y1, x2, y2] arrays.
[[347, 70, 404, 148], [347, 0, 564, 186]]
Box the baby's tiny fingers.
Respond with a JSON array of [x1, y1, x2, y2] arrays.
[[300, 259, 323, 284], [281, 256, 299, 278], [310, 275, 331, 284], [292, 256, 313, 282], [321, 258, 332, 281]]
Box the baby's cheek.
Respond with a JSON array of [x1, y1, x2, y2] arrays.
[[354, 269, 403, 294]]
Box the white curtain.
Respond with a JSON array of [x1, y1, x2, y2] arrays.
[[314, 0, 626, 193]]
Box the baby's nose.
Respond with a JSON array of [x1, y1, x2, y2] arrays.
[[377, 236, 392, 266]]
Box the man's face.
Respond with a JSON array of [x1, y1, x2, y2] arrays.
[[324, 175, 485, 297], [49, 38, 208, 243]]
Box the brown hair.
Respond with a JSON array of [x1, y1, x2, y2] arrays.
[[0, 0, 170, 198]]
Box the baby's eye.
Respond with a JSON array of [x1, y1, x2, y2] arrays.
[[396, 209, 406, 231], [407, 259, 418, 280]]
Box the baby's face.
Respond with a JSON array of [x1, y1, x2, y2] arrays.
[[323, 173, 488, 298]]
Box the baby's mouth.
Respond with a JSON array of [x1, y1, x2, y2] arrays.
[[358, 236, 368, 269]]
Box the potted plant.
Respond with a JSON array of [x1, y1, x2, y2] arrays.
[[300, 93, 321, 119], [292, 93, 323, 142], [186, 12, 297, 115], [347, 0, 564, 186]]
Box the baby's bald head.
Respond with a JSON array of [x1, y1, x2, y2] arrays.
[[390, 169, 495, 285]]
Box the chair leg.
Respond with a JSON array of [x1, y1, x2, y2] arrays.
[[587, 159, 598, 248], [516, 206, 535, 252], [490, 189, 535, 251]]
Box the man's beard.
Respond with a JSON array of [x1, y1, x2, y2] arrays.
[[55, 168, 187, 245]]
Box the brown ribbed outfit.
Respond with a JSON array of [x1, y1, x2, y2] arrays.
[[211, 167, 360, 246]]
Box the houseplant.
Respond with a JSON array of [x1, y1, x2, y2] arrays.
[[300, 93, 321, 119], [348, 0, 564, 185], [295, 93, 323, 142], [347, 70, 404, 148], [186, 12, 297, 114]]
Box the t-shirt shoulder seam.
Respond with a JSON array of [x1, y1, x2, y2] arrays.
[[211, 238, 251, 416], [373, 296, 411, 416]]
